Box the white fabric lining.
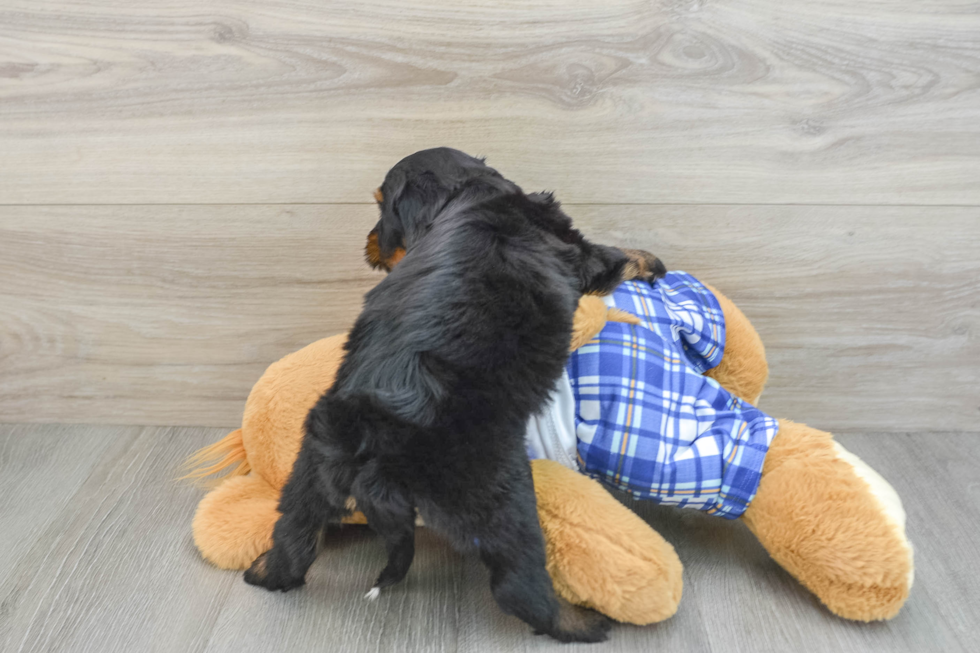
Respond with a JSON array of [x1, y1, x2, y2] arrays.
[[524, 371, 580, 472]]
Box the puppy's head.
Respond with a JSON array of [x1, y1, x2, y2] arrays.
[[365, 148, 503, 271]]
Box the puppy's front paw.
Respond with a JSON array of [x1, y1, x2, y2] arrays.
[[244, 550, 306, 592], [619, 248, 666, 283]]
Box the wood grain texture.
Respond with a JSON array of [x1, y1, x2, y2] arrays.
[[0, 424, 976, 652], [203, 528, 463, 653], [1, 0, 979, 204], [2, 204, 977, 431], [0, 205, 384, 426], [0, 425, 237, 653], [580, 205, 980, 433], [0, 424, 125, 601]]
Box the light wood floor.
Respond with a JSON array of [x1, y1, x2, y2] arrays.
[[0, 424, 975, 653]]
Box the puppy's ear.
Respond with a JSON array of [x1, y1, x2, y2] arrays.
[[527, 191, 556, 206], [365, 228, 408, 272], [390, 182, 429, 238], [364, 228, 387, 270], [577, 243, 629, 295], [525, 193, 627, 294], [376, 220, 407, 264], [373, 171, 408, 264], [377, 169, 442, 257]]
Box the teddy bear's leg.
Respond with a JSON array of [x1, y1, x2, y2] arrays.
[[741, 419, 914, 621], [192, 474, 281, 570], [532, 459, 684, 625], [702, 284, 769, 405]]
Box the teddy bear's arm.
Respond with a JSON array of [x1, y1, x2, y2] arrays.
[[532, 459, 682, 625], [701, 283, 769, 405], [570, 295, 640, 351]]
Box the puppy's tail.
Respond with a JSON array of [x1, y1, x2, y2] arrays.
[[180, 428, 250, 487]]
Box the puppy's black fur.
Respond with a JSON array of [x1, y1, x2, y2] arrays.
[[245, 149, 646, 642]]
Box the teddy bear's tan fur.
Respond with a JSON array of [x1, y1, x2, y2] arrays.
[[187, 286, 912, 624]]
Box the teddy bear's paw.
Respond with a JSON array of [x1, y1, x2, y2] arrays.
[[541, 600, 612, 643], [244, 550, 307, 592]]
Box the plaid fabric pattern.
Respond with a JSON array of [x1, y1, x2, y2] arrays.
[[568, 273, 778, 519]]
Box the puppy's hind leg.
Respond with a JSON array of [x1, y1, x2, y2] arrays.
[[244, 437, 355, 592], [352, 460, 417, 599], [474, 466, 612, 643]]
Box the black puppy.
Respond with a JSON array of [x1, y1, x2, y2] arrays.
[[245, 149, 661, 642]]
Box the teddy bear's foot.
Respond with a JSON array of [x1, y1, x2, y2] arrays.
[[742, 419, 914, 621], [193, 474, 282, 570]]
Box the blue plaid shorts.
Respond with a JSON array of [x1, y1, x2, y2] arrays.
[[567, 272, 778, 519]]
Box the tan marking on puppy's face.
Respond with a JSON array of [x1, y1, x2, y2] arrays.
[[365, 230, 383, 268], [364, 230, 407, 272], [386, 247, 406, 267], [373, 188, 383, 203]]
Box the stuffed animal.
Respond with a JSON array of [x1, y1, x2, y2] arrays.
[[187, 275, 913, 625]]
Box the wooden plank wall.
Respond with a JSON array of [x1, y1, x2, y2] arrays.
[[1, 1, 978, 431]]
